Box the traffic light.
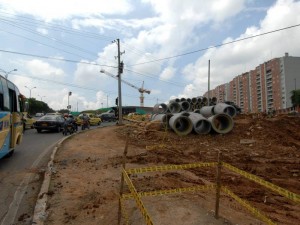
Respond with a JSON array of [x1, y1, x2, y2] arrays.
[[115, 97, 118, 106]]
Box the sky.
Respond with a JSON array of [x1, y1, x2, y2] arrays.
[[0, 0, 300, 111]]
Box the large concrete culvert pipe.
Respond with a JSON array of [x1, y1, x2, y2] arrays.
[[208, 113, 234, 134], [151, 113, 173, 129], [179, 101, 191, 112], [211, 97, 217, 105], [191, 97, 198, 105], [153, 103, 168, 114], [200, 106, 215, 118], [188, 112, 211, 134], [214, 103, 236, 117], [168, 102, 181, 113], [169, 112, 193, 136], [170, 98, 180, 103]]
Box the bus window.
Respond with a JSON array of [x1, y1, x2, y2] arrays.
[[0, 77, 10, 111], [9, 89, 17, 112], [0, 93, 4, 111], [14, 88, 21, 112]]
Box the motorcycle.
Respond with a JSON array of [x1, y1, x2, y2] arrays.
[[63, 123, 75, 135], [81, 120, 90, 130]]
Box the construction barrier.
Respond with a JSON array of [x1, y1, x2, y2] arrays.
[[222, 187, 277, 225], [122, 169, 154, 225], [122, 184, 215, 200], [120, 161, 299, 225], [223, 163, 300, 203], [126, 162, 217, 174]]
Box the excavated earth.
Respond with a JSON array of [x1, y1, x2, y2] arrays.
[[44, 114, 300, 225]]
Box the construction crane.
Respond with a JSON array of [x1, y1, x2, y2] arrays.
[[100, 69, 151, 107]]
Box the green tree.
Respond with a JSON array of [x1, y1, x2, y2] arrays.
[[290, 89, 300, 110], [27, 98, 54, 115]]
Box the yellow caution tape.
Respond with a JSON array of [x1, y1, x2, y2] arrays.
[[146, 144, 167, 151], [119, 197, 130, 225], [222, 186, 277, 225], [122, 184, 215, 200], [126, 162, 217, 174], [123, 169, 154, 225], [223, 163, 300, 203]]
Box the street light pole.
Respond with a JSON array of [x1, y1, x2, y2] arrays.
[[24, 86, 36, 98], [0, 68, 17, 79], [38, 95, 46, 101]]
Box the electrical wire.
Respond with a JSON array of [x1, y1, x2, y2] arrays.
[[128, 23, 300, 66], [12, 73, 166, 102], [0, 49, 117, 68]]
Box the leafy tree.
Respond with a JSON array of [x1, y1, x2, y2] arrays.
[[290, 89, 300, 110], [27, 98, 54, 115]]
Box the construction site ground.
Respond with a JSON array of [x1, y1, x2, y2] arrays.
[[44, 114, 300, 225]]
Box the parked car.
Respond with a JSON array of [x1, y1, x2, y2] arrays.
[[23, 112, 36, 130], [99, 113, 116, 122], [33, 115, 65, 133], [35, 112, 44, 117], [76, 113, 102, 126]]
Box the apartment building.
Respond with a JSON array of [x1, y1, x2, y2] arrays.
[[204, 53, 300, 113]]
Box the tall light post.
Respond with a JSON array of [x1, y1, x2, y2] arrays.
[[38, 94, 46, 101], [24, 86, 36, 98], [0, 68, 17, 79], [107, 95, 108, 108], [67, 91, 72, 113]]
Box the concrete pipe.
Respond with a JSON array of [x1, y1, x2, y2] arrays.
[[180, 97, 186, 102], [179, 101, 191, 112], [197, 97, 202, 104], [168, 102, 181, 113], [214, 103, 236, 117], [191, 97, 198, 105], [208, 113, 234, 134], [202, 97, 208, 106], [151, 113, 173, 129], [193, 109, 201, 114], [169, 113, 193, 136], [200, 106, 215, 118], [169, 98, 180, 103], [186, 98, 192, 103], [188, 112, 211, 134], [153, 103, 168, 114], [211, 97, 217, 105]]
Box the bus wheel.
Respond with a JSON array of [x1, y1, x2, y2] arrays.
[[5, 150, 15, 158]]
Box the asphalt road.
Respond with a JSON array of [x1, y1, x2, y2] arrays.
[[0, 122, 114, 225]]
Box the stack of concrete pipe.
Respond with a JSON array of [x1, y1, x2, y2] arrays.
[[152, 97, 236, 136]]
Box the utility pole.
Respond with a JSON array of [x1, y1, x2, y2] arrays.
[[107, 95, 108, 108], [208, 60, 210, 106], [114, 38, 124, 125]]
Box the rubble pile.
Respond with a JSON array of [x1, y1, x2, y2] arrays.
[[151, 96, 236, 136]]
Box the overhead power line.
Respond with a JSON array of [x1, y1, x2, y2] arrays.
[[12, 73, 166, 102], [0, 49, 117, 68], [129, 23, 300, 66]]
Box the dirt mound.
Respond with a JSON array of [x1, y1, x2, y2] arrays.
[[45, 114, 300, 225]]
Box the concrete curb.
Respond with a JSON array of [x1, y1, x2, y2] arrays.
[[31, 134, 72, 225], [31, 125, 109, 225]]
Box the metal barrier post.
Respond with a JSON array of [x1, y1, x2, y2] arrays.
[[118, 133, 130, 225], [215, 151, 222, 219]]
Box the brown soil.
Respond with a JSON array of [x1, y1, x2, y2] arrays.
[[45, 114, 300, 225]]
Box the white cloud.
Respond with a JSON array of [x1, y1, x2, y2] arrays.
[[160, 67, 176, 80], [0, 0, 133, 21], [25, 59, 66, 79], [36, 28, 48, 35], [181, 0, 300, 95]]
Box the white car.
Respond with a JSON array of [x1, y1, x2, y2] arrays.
[[35, 113, 44, 117]]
